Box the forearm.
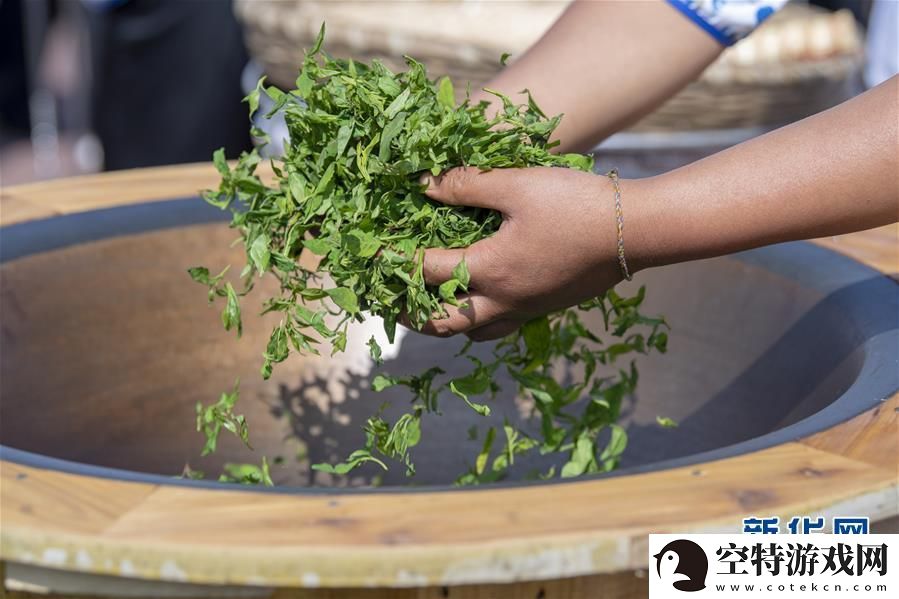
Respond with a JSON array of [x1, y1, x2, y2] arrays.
[[627, 76, 899, 271], [478, 0, 723, 152]]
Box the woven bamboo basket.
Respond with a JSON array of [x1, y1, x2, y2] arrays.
[[234, 0, 864, 132]]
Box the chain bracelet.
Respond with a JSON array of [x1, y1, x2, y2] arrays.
[[606, 169, 632, 281]]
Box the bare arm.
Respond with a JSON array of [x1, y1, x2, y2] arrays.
[[627, 76, 899, 271], [414, 77, 899, 340], [478, 0, 723, 152]]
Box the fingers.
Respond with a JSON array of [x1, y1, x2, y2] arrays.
[[422, 237, 497, 287], [422, 167, 518, 213], [415, 294, 504, 338], [421, 247, 466, 286], [465, 319, 522, 342]]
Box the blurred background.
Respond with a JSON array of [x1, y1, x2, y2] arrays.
[[1, 0, 895, 186]]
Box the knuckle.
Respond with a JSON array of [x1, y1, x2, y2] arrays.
[[479, 248, 513, 290], [469, 243, 502, 284], [489, 262, 512, 289], [431, 319, 458, 338], [446, 169, 469, 201]]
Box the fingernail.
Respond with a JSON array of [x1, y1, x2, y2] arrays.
[[418, 173, 431, 187]]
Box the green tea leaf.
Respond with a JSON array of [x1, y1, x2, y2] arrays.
[[599, 424, 628, 471], [326, 287, 359, 314], [372, 374, 398, 391], [522, 316, 552, 364], [243, 76, 266, 120], [248, 233, 271, 274], [438, 279, 460, 304], [437, 76, 455, 109], [213, 148, 229, 176], [368, 336, 383, 365], [345, 229, 381, 258], [221, 283, 242, 336], [336, 123, 353, 157], [475, 426, 495, 475], [195, 380, 250, 456], [303, 237, 333, 256], [288, 172, 306, 204], [312, 449, 387, 474], [451, 258, 470, 289], [219, 456, 274, 486], [193, 26, 667, 485], [384, 88, 410, 119], [561, 433, 595, 478], [378, 112, 407, 162], [309, 22, 326, 55], [561, 153, 594, 171], [187, 266, 212, 284], [449, 372, 491, 416], [656, 416, 678, 428]]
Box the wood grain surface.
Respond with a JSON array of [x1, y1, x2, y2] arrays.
[[1, 163, 897, 594]]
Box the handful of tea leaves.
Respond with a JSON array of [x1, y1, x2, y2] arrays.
[[190, 25, 667, 485]]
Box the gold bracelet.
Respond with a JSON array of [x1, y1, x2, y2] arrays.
[[606, 169, 633, 281]]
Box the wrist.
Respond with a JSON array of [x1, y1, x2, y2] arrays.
[[614, 175, 673, 274]]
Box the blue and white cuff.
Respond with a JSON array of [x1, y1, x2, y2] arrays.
[[666, 0, 789, 46]]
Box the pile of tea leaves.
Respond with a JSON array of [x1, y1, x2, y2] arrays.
[[189, 25, 668, 486]]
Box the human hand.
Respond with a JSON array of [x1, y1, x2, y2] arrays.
[[415, 166, 626, 341]]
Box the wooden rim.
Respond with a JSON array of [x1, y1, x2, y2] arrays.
[[1, 164, 897, 588]]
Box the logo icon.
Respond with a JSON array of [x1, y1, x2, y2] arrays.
[[653, 539, 708, 592]]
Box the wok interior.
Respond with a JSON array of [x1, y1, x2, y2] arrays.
[[0, 221, 867, 487]]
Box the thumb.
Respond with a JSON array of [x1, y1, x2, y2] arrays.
[[421, 166, 517, 212]]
